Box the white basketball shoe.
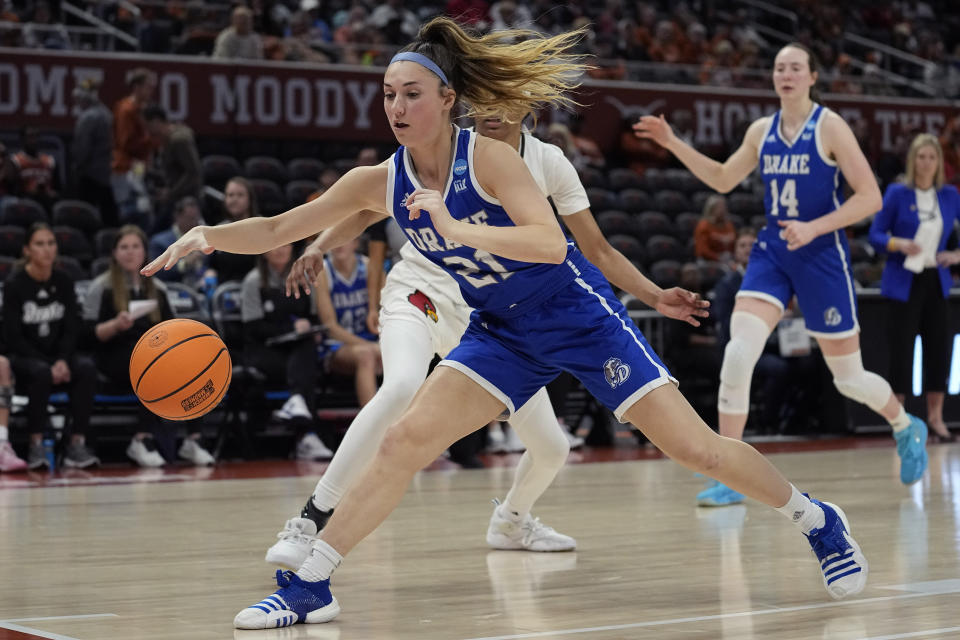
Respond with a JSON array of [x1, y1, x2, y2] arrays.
[[265, 517, 318, 570], [486, 499, 576, 552]]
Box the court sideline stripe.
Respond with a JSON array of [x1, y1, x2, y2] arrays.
[[858, 626, 960, 640], [462, 591, 945, 640], [0, 614, 117, 640]]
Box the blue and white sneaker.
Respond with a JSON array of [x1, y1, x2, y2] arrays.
[[233, 570, 340, 629], [696, 481, 745, 507], [894, 415, 928, 485], [805, 499, 867, 600]]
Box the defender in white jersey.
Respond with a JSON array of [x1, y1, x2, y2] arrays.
[[263, 113, 708, 569], [146, 21, 869, 628], [636, 42, 929, 504]]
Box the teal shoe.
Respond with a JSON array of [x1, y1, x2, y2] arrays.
[[894, 414, 928, 485], [696, 482, 745, 507]]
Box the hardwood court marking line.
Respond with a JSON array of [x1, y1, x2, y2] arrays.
[[0, 614, 117, 640], [461, 591, 947, 640], [0, 624, 80, 640], [858, 627, 960, 640]]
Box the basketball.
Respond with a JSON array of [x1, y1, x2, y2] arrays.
[[129, 318, 232, 421]]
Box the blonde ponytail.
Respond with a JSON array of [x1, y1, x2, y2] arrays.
[[398, 17, 590, 122]]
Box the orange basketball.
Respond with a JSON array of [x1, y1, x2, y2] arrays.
[[129, 318, 232, 421]]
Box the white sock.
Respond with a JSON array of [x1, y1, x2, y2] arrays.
[[0, 425, 8, 441], [297, 539, 342, 582], [311, 491, 336, 514], [776, 485, 825, 534], [499, 499, 524, 523], [890, 406, 910, 433]]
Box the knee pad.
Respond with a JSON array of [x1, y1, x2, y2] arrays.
[[0, 385, 11, 409], [718, 312, 771, 414], [825, 351, 892, 412]]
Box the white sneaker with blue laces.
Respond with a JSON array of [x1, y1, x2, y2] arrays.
[[804, 499, 868, 599]]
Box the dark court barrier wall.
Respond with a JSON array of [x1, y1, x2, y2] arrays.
[[851, 290, 960, 431]]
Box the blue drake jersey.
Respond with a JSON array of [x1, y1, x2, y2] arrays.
[[758, 104, 845, 249], [387, 126, 587, 316], [325, 255, 373, 337]]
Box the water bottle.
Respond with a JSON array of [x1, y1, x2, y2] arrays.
[[204, 273, 218, 300], [42, 437, 55, 471]]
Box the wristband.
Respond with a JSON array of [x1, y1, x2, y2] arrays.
[[887, 238, 897, 252]]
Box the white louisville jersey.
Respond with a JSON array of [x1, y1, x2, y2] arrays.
[[386, 129, 590, 307]]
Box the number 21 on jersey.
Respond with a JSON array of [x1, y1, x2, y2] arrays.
[[443, 249, 514, 288], [769, 178, 799, 217]]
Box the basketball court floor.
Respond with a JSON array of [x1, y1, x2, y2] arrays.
[[3, 438, 960, 640]]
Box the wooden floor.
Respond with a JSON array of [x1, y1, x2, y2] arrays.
[[3, 441, 960, 640]]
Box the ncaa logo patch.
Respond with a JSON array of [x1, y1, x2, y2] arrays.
[[603, 357, 631, 389], [824, 306, 842, 327], [453, 159, 468, 176]]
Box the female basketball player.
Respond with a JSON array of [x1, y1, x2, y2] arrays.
[[262, 107, 708, 570], [634, 43, 929, 506], [144, 20, 868, 628]]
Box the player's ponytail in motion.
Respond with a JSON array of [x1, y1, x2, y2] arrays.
[[398, 17, 589, 122]]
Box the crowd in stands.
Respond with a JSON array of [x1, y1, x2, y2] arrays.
[[1, 1, 958, 97]]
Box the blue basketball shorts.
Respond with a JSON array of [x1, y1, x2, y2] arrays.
[[439, 263, 676, 422], [738, 231, 860, 337]]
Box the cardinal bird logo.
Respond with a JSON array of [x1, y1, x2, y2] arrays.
[[407, 290, 439, 323]]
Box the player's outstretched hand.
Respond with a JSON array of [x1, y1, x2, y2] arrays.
[[286, 244, 326, 298], [777, 220, 819, 251], [656, 287, 710, 327], [142, 226, 213, 276], [406, 188, 455, 236], [632, 115, 675, 149]]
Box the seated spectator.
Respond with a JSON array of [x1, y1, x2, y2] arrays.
[[308, 167, 343, 203], [4, 223, 98, 470], [544, 123, 589, 172], [0, 142, 15, 207], [275, 10, 331, 63], [368, 0, 419, 43], [241, 243, 332, 461], [142, 104, 202, 227], [941, 114, 960, 187], [446, 0, 490, 30], [149, 196, 206, 287], [683, 22, 709, 64], [83, 225, 215, 466], [72, 78, 118, 227], [315, 239, 382, 407], [489, 0, 533, 33], [711, 229, 817, 433], [648, 20, 687, 64], [213, 6, 264, 60], [0, 355, 26, 472], [666, 263, 719, 378], [618, 116, 670, 175], [694, 194, 736, 263], [22, 1, 70, 50], [112, 67, 157, 229], [295, 0, 333, 42], [206, 177, 260, 285], [10, 126, 58, 212]]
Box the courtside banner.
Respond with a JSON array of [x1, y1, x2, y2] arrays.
[[0, 48, 955, 152]]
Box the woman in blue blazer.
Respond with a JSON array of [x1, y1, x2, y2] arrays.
[[870, 133, 960, 441]]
